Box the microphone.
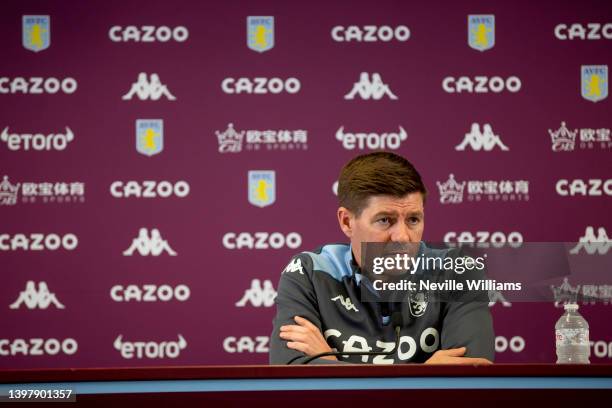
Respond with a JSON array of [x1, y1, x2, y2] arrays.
[[291, 311, 403, 365]]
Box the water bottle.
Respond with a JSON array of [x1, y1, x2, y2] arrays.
[[555, 303, 590, 364]]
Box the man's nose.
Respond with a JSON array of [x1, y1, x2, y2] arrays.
[[390, 223, 413, 243]]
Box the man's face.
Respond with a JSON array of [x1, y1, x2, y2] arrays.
[[337, 192, 425, 268]]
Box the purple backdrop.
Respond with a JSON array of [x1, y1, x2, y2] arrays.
[[1, 0, 611, 368]]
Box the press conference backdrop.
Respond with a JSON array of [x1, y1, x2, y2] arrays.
[[1, 0, 611, 368]]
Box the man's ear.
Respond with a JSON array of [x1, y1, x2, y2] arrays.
[[337, 207, 354, 238]]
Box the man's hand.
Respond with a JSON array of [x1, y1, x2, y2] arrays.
[[424, 347, 492, 365], [279, 316, 337, 361]]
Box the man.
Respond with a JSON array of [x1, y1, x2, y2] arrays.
[[269, 152, 494, 365]]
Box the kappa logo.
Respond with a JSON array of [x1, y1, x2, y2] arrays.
[[570, 227, 610, 255], [331, 295, 359, 312], [1, 126, 74, 151], [344, 72, 398, 100], [468, 15, 495, 51], [9, 281, 65, 310], [283, 258, 304, 274], [122, 73, 176, 101], [488, 290, 512, 307], [581, 65, 608, 102], [22, 15, 50, 52], [235, 279, 277, 307], [408, 292, 428, 317], [114, 334, 187, 359], [247, 16, 274, 52], [248, 170, 276, 207], [455, 123, 509, 151], [123, 228, 177, 256], [136, 119, 163, 156]]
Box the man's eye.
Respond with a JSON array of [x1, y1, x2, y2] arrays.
[[377, 217, 390, 225], [408, 217, 420, 225]]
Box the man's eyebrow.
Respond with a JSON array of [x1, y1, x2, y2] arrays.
[[371, 211, 399, 218]]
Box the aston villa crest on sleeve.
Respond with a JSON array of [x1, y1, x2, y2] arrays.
[[248, 170, 275, 207], [22, 15, 50, 52], [247, 16, 274, 53], [136, 119, 164, 157], [581, 65, 608, 103], [468, 15, 494, 52]]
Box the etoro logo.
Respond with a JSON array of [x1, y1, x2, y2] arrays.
[[1, 126, 74, 151], [336, 126, 407, 150], [114, 335, 187, 359]]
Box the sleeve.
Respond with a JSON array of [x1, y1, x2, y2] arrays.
[[268, 254, 349, 365], [440, 300, 495, 361]]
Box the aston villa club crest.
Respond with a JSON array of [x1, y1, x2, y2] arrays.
[[581, 65, 608, 103], [408, 291, 428, 317], [247, 16, 274, 53], [22, 15, 50, 52], [248, 170, 275, 207], [468, 15, 495, 52], [136, 119, 164, 157]]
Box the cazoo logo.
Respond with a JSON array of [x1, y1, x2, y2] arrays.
[[222, 232, 302, 249]]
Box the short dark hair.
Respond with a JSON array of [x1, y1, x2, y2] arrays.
[[337, 152, 427, 216]]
